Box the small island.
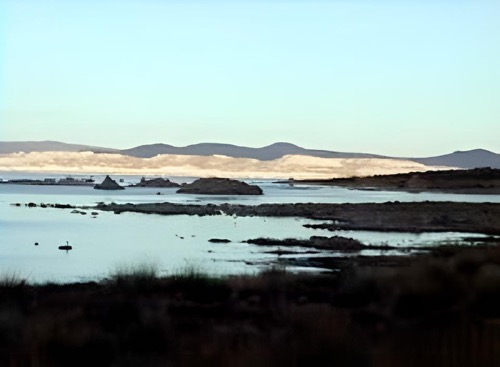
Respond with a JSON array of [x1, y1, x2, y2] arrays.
[[94, 175, 125, 190], [176, 177, 263, 195], [129, 177, 180, 188]]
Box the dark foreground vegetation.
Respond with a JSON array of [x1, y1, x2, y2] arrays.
[[2, 245, 500, 366]]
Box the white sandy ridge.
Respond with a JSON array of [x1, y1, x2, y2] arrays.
[[0, 151, 451, 179]]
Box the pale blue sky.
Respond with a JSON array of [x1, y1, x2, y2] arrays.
[[1, 0, 499, 156]]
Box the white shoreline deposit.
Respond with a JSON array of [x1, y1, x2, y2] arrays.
[[0, 151, 452, 179]]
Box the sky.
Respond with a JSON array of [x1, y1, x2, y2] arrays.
[[1, 0, 499, 157]]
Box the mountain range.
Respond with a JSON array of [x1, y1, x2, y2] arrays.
[[1, 141, 499, 169]]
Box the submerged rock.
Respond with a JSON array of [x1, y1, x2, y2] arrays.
[[209, 238, 231, 243], [53, 203, 74, 209], [94, 176, 125, 190], [246, 236, 366, 251], [177, 178, 263, 195]]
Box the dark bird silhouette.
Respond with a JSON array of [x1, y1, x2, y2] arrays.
[[58, 241, 72, 251]]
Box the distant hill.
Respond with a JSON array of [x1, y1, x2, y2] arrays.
[[1, 141, 499, 169], [119, 142, 385, 160], [118, 143, 500, 168], [0, 141, 116, 154], [411, 149, 500, 169]]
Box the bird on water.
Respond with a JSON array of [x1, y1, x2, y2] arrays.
[[58, 241, 72, 251]]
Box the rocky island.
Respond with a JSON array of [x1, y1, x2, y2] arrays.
[[176, 177, 263, 195], [129, 177, 180, 188], [94, 175, 125, 190]]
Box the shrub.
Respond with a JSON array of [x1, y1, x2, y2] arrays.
[[0, 271, 27, 288], [108, 263, 159, 290]]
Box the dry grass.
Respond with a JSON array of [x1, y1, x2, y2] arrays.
[[1, 247, 500, 366], [0, 271, 27, 288], [108, 262, 160, 290]]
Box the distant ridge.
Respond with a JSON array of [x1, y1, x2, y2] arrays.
[[119, 142, 385, 160], [411, 149, 500, 169], [0, 141, 116, 154], [1, 141, 499, 168]]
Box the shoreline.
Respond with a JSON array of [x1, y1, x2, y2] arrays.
[[91, 201, 500, 235], [287, 167, 500, 195], [20, 201, 500, 235]]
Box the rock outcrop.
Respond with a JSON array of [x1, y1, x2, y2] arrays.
[[94, 176, 125, 190], [246, 236, 366, 251], [129, 177, 180, 188], [176, 178, 263, 195]]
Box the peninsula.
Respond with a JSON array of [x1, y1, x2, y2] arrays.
[[288, 167, 500, 194]]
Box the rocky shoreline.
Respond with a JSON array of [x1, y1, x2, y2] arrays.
[[17, 201, 500, 234], [84, 201, 500, 235]]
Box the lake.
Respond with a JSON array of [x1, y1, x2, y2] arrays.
[[1, 174, 499, 283]]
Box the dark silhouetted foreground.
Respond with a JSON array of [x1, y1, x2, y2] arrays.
[[2, 245, 500, 366]]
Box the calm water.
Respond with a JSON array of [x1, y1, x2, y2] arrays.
[[1, 173, 498, 283]]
